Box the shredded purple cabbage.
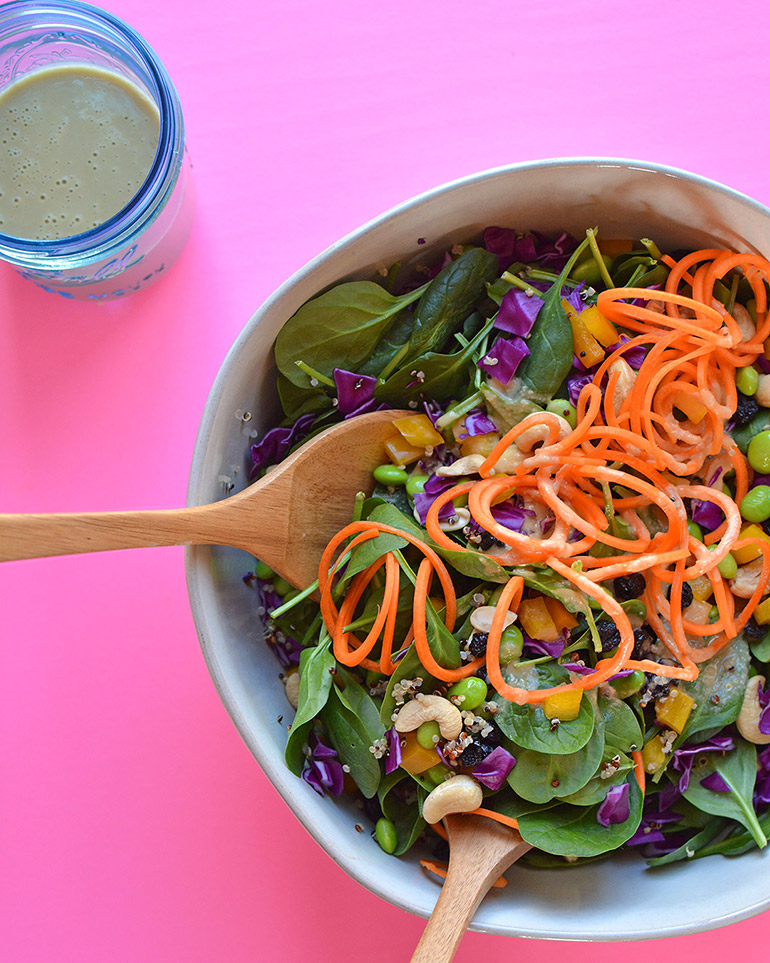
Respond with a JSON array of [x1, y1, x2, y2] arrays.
[[491, 499, 535, 532], [478, 336, 530, 386], [333, 368, 377, 416], [423, 399, 443, 427], [758, 680, 770, 735], [301, 734, 345, 797], [604, 334, 647, 370], [700, 772, 731, 792], [596, 782, 630, 827], [482, 227, 537, 271], [457, 408, 498, 439], [530, 230, 578, 268], [384, 726, 403, 775], [567, 371, 596, 407], [494, 288, 543, 337], [472, 746, 516, 790], [669, 735, 734, 793], [412, 473, 458, 525], [522, 631, 566, 659], [690, 498, 724, 533], [250, 412, 316, 477]]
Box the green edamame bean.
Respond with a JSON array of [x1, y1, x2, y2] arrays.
[[425, 764, 451, 786], [717, 552, 738, 579], [610, 669, 646, 699], [373, 464, 408, 486], [272, 576, 291, 596], [499, 624, 524, 663], [741, 485, 770, 523], [375, 817, 398, 854], [748, 431, 770, 473], [570, 254, 612, 286], [546, 398, 578, 429], [406, 473, 429, 496], [447, 677, 488, 711], [687, 521, 703, 542], [416, 720, 441, 749], [737, 366, 759, 396], [255, 560, 274, 580], [622, 599, 647, 622]]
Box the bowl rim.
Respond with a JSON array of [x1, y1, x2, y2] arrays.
[[185, 156, 770, 940]]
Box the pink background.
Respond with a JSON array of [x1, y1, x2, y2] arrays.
[[3, 0, 770, 959]]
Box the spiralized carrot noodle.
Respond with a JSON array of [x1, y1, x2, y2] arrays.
[[316, 246, 770, 701]]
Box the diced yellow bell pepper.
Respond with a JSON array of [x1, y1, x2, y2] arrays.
[[578, 305, 618, 348], [672, 391, 707, 425], [690, 575, 713, 602], [392, 414, 444, 449], [542, 688, 583, 721], [754, 596, 770, 625], [641, 733, 669, 774], [399, 732, 439, 775], [460, 431, 500, 457], [562, 299, 605, 367], [683, 599, 712, 625], [733, 524, 770, 565], [383, 434, 423, 469], [517, 596, 560, 642], [655, 688, 695, 734], [543, 596, 578, 632]]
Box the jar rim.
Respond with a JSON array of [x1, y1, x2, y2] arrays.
[[0, 0, 184, 262]]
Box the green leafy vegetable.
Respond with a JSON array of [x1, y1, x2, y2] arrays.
[[508, 718, 604, 802], [681, 636, 750, 741], [285, 637, 336, 774], [321, 685, 382, 798]]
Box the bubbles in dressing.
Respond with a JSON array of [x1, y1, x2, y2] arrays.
[[0, 64, 160, 240]]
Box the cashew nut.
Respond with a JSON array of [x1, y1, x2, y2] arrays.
[[736, 674, 770, 745], [727, 301, 756, 342], [756, 374, 770, 408], [607, 358, 636, 417], [284, 669, 300, 710], [729, 558, 766, 599], [439, 507, 471, 532], [470, 605, 516, 635], [394, 694, 463, 740], [422, 774, 483, 824], [436, 454, 486, 477], [514, 414, 572, 454]]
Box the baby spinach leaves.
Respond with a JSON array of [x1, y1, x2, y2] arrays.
[[321, 680, 384, 799], [275, 281, 427, 388], [284, 637, 336, 774], [377, 771, 426, 855], [508, 720, 604, 803], [680, 635, 750, 741]]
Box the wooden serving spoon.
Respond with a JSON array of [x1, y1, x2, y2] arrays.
[[411, 814, 532, 963], [0, 408, 410, 584]]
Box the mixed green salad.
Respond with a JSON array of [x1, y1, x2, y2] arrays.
[[244, 226, 770, 869]]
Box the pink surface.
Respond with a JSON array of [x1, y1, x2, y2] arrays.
[[3, 1, 770, 959]]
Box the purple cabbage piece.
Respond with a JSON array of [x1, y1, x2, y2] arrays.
[[531, 230, 578, 268], [428, 250, 453, 279], [750, 474, 770, 490], [472, 746, 516, 790], [669, 735, 734, 793], [567, 371, 596, 407], [257, 581, 302, 666], [640, 831, 694, 858], [700, 772, 731, 792], [412, 473, 458, 525], [482, 227, 537, 270], [758, 356, 770, 375], [301, 734, 345, 797], [490, 500, 535, 532], [458, 409, 498, 440], [333, 368, 377, 416], [250, 412, 316, 477], [604, 334, 647, 370], [755, 745, 770, 808], [423, 399, 444, 427], [690, 498, 723, 533], [561, 661, 592, 675], [522, 631, 566, 659], [384, 726, 403, 775], [494, 288, 543, 337], [596, 782, 630, 827], [562, 283, 587, 314], [478, 336, 530, 386], [758, 680, 770, 735]]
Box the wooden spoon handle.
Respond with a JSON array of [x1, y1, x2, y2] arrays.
[[410, 816, 531, 963], [0, 502, 239, 561]]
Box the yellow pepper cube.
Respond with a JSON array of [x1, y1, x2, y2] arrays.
[[683, 598, 712, 625], [543, 596, 578, 632], [399, 731, 439, 775], [578, 305, 618, 348], [754, 596, 770, 625], [517, 596, 560, 642], [460, 431, 500, 458], [641, 732, 669, 774], [542, 688, 583, 722], [690, 575, 713, 602], [392, 414, 444, 449], [562, 299, 605, 367], [655, 688, 695, 735], [383, 434, 423, 469], [672, 391, 707, 425], [733, 524, 770, 565]]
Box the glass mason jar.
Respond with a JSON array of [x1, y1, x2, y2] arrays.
[[0, 0, 194, 299]]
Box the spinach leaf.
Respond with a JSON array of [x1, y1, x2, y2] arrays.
[[275, 281, 426, 388], [645, 820, 729, 867], [494, 665, 595, 755], [732, 409, 770, 454], [517, 773, 644, 858], [751, 629, 770, 663], [336, 671, 386, 745], [681, 636, 750, 740], [508, 716, 604, 802], [276, 371, 332, 421], [344, 524, 409, 580], [600, 692, 644, 754], [358, 309, 415, 378], [320, 685, 382, 798], [691, 808, 770, 858], [403, 249, 498, 363], [284, 638, 336, 774], [378, 770, 426, 855], [682, 739, 767, 848], [375, 315, 495, 406]]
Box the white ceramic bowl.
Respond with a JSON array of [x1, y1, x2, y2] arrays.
[[186, 158, 770, 941]]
